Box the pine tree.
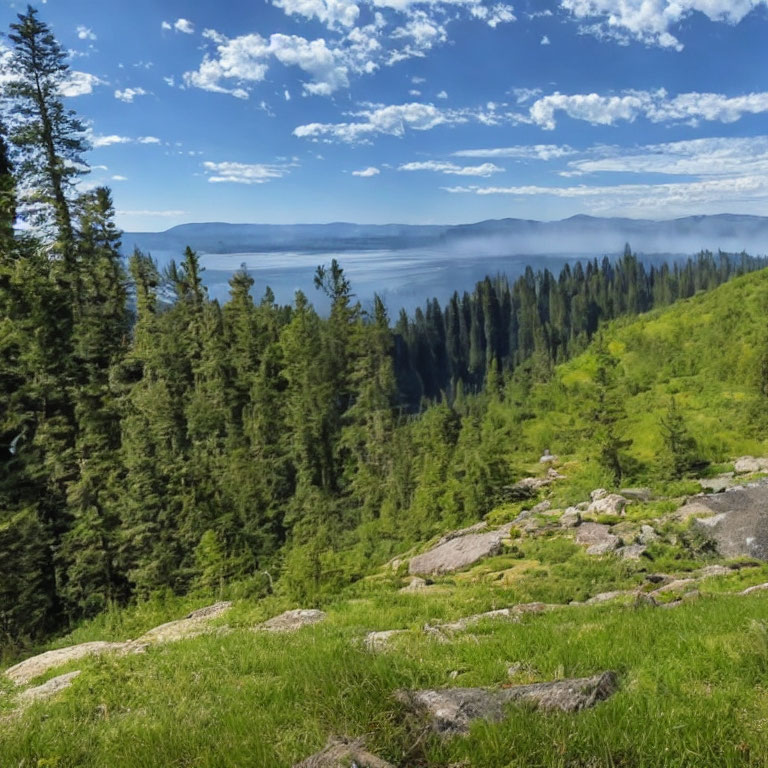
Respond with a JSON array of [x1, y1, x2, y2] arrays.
[[5, 5, 89, 249]]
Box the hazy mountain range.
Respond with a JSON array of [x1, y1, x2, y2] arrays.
[[125, 214, 768, 258], [122, 214, 768, 312]]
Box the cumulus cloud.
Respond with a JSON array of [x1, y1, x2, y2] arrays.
[[114, 87, 149, 103], [76, 25, 96, 41], [273, 0, 360, 29], [399, 160, 504, 176], [540, 34, 551, 44], [526, 89, 768, 129], [60, 71, 106, 97], [294, 101, 468, 142], [174, 18, 195, 34], [352, 166, 380, 176], [436, 90, 448, 99], [453, 144, 576, 160], [470, 3, 517, 27], [161, 21, 172, 31], [561, 0, 768, 50], [202, 160, 295, 184], [183, 31, 349, 97]]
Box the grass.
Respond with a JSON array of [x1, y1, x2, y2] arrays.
[[4, 590, 768, 767]]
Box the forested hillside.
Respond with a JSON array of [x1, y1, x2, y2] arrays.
[[3, 7, 768, 655]]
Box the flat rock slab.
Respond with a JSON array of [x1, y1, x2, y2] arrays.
[[397, 672, 617, 736], [5, 641, 130, 686], [255, 609, 327, 633], [16, 671, 81, 705], [135, 602, 232, 644], [409, 525, 512, 575], [689, 484, 768, 560], [293, 738, 394, 768]]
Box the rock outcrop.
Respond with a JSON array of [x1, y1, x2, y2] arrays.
[[293, 738, 395, 768], [688, 484, 768, 560], [364, 630, 407, 652], [587, 489, 628, 516], [16, 671, 81, 705], [5, 641, 130, 686], [575, 522, 620, 555], [409, 524, 512, 575], [255, 609, 327, 633], [135, 602, 232, 644], [397, 671, 617, 736], [734, 456, 768, 474]]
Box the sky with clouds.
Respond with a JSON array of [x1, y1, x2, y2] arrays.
[[1, 0, 767, 230]]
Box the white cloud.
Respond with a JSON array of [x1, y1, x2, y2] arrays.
[[442, 176, 768, 216], [202, 160, 295, 184], [412, 76, 426, 84], [541, 34, 551, 44], [400, 160, 505, 176], [526, 89, 768, 129], [114, 87, 149, 103], [174, 18, 195, 34], [184, 31, 349, 97], [453, 144, 576, 160], [566, 136, 768, 177], [161, 21, 172, 31], [76, 25, 96, 41], [470, 3, 517, 27], [272, 0, 360, 30], [352, 166, 380, 176], [111, 175, 128, 181], [436, 89, 448, 99], [294, 101, 468, 142], [561, 0, 768, 50], [61, 71, 105, 97], [409, 88, 421, 96], [164, 76, 175, 87], [91, 134, 161, 147]]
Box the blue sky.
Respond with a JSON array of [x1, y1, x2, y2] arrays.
[[2, 0, 767, 230]]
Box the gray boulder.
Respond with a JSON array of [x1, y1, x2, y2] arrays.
[[575, 522, 620, 555], [560, 508, 581, 528], [364, 630, 408, 652], [587, 493, 628, 516], [698, 474, 736, 493], [638, 525, 658, 545], [689, 484, 768, 560], [293, 738, 394, 768], [409, 524, 512, 575], [255, 609, 326, 633], [620, 487, 652, 502], [396, 672, 617, 736], [617, 544, 647, 560], [734, 456, 768, 474]]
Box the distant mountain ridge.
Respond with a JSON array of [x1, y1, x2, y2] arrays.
[[124, 214, 768, 258]]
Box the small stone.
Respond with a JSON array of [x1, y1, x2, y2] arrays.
[[400, 577, 428, 593], [540, 450, 558, 463], [293, 738, 394, 768], [618, 544, 647, 560], [586, 590, 633, 604], [638, 525, 658, 545], [587, 493, 628, 517], [620, 488, 652, 502], [530, 500, 552, 514], [560, 508, 581, 528], [364, 630, 407, 652]]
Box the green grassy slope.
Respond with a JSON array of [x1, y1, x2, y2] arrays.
[[5, 270, 768, 767]]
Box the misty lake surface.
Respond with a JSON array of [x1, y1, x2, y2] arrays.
[[177, 248, 582, 313]]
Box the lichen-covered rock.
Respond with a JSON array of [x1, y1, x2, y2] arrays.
[[741, 582, 768, 596], [576, 522, 620, 555], [698, 474, 736, 493], [618, 544, 647, 560], [689, 484, 768, 560], [620, 487, 652, 502], [586, 590, 634, 604], [587, 493, 628, 516], [560, 508, 581, 528], [638, 525, 659, 545], [255, 609, 327, 633], [135, 602, 232, 644], [5, 642, 130, 686], [16, 671, 81, 705], [734, 457, 768, 474], [396, 672, 618, 736], [293, 738, 395, 768], [408, 524, 512, 575]]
